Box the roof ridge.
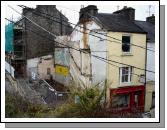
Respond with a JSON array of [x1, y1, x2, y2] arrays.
[[94, 13, 146, 33]]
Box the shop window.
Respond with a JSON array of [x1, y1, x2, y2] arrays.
[[134, 91, 141, 107], [112, 94, 130, 108]]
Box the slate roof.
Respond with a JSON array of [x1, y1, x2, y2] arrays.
[[134, 20, 155, 42], [94, 13, 146, 34]]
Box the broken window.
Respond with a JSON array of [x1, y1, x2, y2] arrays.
[[122, 35, 131, 52]]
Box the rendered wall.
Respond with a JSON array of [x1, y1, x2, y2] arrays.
[[54, 47, 71, 86], [146, 42, 155, 81], [27, 55, 55, 80], [70, 21, 106, 87], [145, 82, 155, 111], [89, 31, 107, 85], [107, 32, 146, 89], [38, 55, 55, 80]]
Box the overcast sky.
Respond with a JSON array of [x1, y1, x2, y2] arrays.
[[5, 5, 155, 26]]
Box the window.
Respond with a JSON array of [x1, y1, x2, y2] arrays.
[[134, 91, 141, 107], [151, 92, 155, 108], [122, 35, 131, 52], [47, 68, 51, 75], [112, 94, 130, 108], [120, 66, 132, 83]]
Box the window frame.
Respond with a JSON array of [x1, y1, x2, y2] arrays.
[[120, 66, 133, 84], [112, 94, 130, 108], [122, 34, 131, 53]]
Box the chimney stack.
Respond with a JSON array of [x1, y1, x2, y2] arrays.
[[113, 6, 135, 21], [79, 5, 98, 22], [146, 14, 155, 25]]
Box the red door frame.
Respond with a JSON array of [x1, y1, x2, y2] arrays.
[[110, 85, 145, 112]]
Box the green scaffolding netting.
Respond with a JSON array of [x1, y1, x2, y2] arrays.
[[5, 23, 14, 53]]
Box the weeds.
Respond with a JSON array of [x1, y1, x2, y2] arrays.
[[5, 80, 110, 118]]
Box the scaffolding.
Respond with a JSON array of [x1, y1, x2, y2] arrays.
[[12, 25, 27, 77]]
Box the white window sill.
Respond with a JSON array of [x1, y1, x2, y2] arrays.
[[119, 82, 132, 87], [121, 52, 133, 56]]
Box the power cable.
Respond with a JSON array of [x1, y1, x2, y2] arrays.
[[7, 5, 155, 74], [18, 5, 155, 52], [5, 18, 155, 82]]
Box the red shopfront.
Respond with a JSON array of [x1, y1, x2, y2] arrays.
[[110, 85, 145, 113]]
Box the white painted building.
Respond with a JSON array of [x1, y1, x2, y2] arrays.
[[146, 42, 155, 82], [70, 19, 107, 87]]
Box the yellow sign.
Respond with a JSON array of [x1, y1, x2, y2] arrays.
[[55, 65, 69, 76]]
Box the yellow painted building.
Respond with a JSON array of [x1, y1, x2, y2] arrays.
[[74, 5, 148, 112], [106, 32, 147, 111], [106, 32, 146, 89]]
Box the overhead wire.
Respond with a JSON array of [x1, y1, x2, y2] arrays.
[[55, 5, 155, 52], [18, 5, 155, 52], [5, 17, 155, 82], [7, 5, 155, 74]]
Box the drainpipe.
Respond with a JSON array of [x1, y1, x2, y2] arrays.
[[144, 36, 148, 112]]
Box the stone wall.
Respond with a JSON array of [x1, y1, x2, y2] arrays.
[[22, 5, 72, 59]]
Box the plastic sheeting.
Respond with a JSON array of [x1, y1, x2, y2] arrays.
[[5, 23, 14, 53], [5, 61, 15, 78]]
